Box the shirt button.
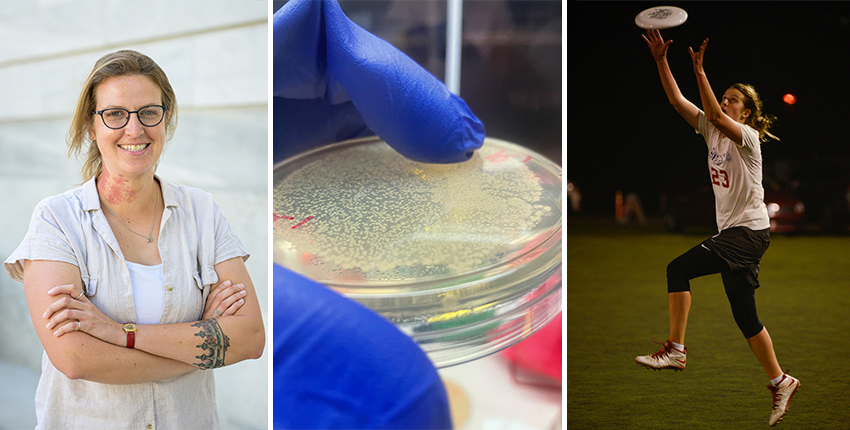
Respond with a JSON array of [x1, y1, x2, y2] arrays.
[[166, 285, 173, 292], [146, 425, 153, 430]]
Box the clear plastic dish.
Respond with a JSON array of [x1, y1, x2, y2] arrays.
[[273, 136, 562, 368]]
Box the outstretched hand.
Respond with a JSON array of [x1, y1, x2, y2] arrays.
[[689, 38, 709, 73], [642, 29, 673, 61]]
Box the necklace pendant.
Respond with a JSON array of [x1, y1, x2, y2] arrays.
[[146, 236, 153, 243]]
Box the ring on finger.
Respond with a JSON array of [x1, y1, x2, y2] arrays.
[[75, 290, 85, 300], [77, 321, 81, 331], [214, 309, 222, 316]]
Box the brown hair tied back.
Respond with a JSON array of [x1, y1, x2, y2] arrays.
[[730, 83, 778, 143]]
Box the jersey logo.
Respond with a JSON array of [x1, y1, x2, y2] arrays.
[[709, 147, 732, 166]]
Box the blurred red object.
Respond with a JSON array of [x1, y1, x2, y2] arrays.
[[783, 93, 796, 105], [501, 312, 562, 387]]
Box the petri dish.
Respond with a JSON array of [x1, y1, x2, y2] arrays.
[[273, 136, 562, 368]]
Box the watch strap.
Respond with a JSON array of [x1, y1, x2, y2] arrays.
[[123, 323, 136, 349]]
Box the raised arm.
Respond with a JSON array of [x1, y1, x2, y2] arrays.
[[642, 29, 700, 130], [689, 38, 744, 145], [24, 259, 197, 384]]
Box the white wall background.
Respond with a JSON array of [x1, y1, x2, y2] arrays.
[[0, 1, 269, 428]]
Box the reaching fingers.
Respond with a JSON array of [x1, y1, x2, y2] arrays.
[[649, 29, 668, 43], [643, 29, 673, 61], [643, 29, 658, 43], [690, 39, 709, 56]]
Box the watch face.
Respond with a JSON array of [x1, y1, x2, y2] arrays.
[[124, 323, 136, 332]]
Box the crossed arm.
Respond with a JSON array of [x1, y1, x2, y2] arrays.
[[23, 257, 265, 384]]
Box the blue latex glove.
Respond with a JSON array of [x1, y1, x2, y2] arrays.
[[272, 0, 485, 164], [273, 264, 453, 430]]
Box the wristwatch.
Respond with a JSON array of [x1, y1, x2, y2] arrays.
[[123, 323, 137, 349]]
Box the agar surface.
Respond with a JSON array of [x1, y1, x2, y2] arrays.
[[273, 143, 553, 281]]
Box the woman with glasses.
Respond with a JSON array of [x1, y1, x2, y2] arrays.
[[4, 50, 265, 429]]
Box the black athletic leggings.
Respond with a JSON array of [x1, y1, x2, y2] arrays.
[[666, 243, 764, 339]]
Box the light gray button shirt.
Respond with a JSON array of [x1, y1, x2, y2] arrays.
[[4, 176, 248, 430]]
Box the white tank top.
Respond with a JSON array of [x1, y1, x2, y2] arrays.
[[126, 261, 165, 324]]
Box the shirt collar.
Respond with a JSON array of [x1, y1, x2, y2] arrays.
[[81, 174, 178, 211]]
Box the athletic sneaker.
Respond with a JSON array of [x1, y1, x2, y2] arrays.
[[768, 374, 800, 426], [635, 338, 686, 371]]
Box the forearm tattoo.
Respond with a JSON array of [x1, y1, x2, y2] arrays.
[[191, 319, 231, 369]]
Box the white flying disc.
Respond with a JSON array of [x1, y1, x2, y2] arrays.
[[635, 6, 688, 29]]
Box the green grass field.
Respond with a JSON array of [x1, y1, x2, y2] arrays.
[[567, 218, 850, 429]]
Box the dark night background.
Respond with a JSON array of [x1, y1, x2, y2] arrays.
[[568, 1, 850, 230]]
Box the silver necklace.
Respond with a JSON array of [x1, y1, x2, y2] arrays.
[[100, 191, 159, 243]]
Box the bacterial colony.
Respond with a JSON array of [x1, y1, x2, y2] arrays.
[[272, 142, 553, 284]]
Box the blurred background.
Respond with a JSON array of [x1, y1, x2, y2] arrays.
[[0, 1, 268, 428], [272, 1, 562, 429], [568, 2, 850, 235]]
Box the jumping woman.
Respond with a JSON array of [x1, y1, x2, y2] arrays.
[[634, 29, 800, 427]]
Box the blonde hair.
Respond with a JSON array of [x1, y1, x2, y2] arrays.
[[66, 50, 178, 181], [729, 83, 778, 143]]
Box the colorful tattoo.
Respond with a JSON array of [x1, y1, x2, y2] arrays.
[[191, 319, 231, 369]]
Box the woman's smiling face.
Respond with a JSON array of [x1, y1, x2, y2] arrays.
[[91, 74, 165, 180]]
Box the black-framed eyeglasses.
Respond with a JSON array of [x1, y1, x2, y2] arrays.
[[92, 105, 167, 130]]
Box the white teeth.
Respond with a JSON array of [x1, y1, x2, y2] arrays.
[[121, 144, 147, 152]]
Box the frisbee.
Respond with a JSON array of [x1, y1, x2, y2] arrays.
[[635, 6, 688, 29]]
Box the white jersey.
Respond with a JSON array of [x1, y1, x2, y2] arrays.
[[697, 110, 770, 232]]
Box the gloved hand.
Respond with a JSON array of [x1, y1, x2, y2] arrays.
[[272, 0, 485, 164], [273, 264, 453, 430], [272, 3, 473, 427]]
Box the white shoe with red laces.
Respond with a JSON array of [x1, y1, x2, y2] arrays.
[[635, 338, 686, 371], [768, 374, 800, 426]]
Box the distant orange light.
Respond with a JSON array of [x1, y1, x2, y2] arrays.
[[783, 93, 797, 105]]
